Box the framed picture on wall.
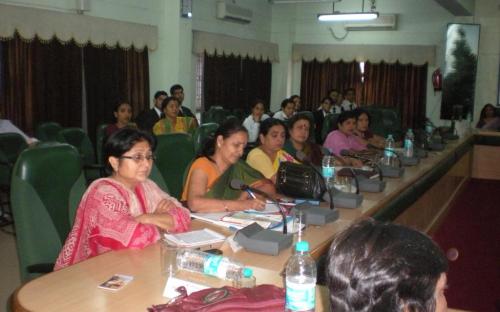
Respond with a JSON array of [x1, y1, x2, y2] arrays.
[[440, 23, 481, 120]]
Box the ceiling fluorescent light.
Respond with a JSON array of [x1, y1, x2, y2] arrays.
[[318, 12, 378, 21]]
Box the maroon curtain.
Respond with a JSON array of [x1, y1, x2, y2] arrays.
[[241, 57, 272, 111], [83, 45, 149, 142], [0, 33, 82, 133], [300, 59, 361, 111], [363, 62, 428, 128], [203, 53, 272, 111]]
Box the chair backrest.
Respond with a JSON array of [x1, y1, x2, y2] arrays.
[[34, 122, 62, 142], [57, 127, 96, 165], [203, 107, 231, 124], [192, 123, 219, 154], [95, 124, 109, 165], [154, 133, 195, 199], [0, 133, 28, 187], [321, 113, 340, 142], [364, 106, 403, 140], [149, 163, 169, 193], [10, 143, 86, 281]]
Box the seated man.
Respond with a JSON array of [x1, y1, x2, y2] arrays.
[[326, 219, 448, 312]]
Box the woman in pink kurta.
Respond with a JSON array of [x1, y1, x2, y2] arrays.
[[55, 129, 190, 270], [323, 110, 365, 167]]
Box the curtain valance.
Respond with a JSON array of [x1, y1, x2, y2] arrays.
[[0, 4, 157, 50], [293, 43, 435, 65], [193, 31, 279, 63]]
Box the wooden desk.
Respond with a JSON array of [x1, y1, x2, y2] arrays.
[[13, 134, 475, 311]]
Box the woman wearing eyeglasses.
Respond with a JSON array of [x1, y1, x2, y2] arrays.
[[55, 128, 190, 270]]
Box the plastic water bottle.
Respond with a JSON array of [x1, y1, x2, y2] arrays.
[[176, 249, 243, 281], [234, 267, 256, 288], [321, 155, 335, 189], [383, 134, 396, 166], [285, 241, 317, 312], [404, 129, 414, 158]]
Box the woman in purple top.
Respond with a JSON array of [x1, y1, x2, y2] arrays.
[[323, 111, 365, 167]]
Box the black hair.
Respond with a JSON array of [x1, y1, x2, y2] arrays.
[[281, 98, 293, 109], [328, 88, 339, 95], [199, 119, 248, 159], [290, 95, 301, 101], [103, 128, 156, 175], [250, 98, 266, 110], [321, 96, 332, 104], [113, 100, 132, 114], [170, 84, 184, 95], [160, 96, 179, 111], [354, 108, 371, 126], [287, 113, 312, 130], [343, 87, 355, 96], [154, 90, 168, 99], [259, 118, 287, 138], [326, 219, 448, 312], [479, 103, 498, 120], [337, 110, 357, 126]]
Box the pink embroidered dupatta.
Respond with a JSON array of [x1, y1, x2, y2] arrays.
[[54, 178, 190, 270]]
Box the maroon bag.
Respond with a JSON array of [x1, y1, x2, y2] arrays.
[[147, 284, 285, 312]]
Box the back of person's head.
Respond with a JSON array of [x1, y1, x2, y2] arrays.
[[259, 118, 287, 138], [199, 119, 248, 158], [154, 90, 168, 99], [326, 219, 448, 312], [170, 84, 183, 95], [103, 128, 156, 175]]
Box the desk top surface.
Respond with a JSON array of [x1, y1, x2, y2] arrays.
[[13, 134, 475, 312]]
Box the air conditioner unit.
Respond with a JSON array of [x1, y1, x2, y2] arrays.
[[344, 14, 397, 31], [216, 1, 253, 24]]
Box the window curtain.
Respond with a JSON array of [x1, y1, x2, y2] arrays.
[[300, 59, 427, 129], [362, 62, 427, 129], [0, 33, 82, 133], [83, 45, 149, 142], [203, 52, 272, 112], [300, 59, 361, 111]]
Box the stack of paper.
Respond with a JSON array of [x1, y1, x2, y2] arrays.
[[163, 228, 226, 248]]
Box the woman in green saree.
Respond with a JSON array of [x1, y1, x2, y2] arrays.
[[181, 120, 276, 212]]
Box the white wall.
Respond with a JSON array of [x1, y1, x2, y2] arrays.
[[2, 0, 499, 125]]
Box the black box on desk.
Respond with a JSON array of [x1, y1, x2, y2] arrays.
[[401, 156, 420, 166], [323, 189, 363, 209], [380, 165, 405, 178], [234, 223, 293, 256], [357, 175, 386, 192], [291, 204, 339, 226]]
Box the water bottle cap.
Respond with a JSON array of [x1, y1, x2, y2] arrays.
[[243, 267, 253, 278], [295, 241, 310, 252]]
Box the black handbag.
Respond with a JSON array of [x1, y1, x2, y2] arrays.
[[276, 162, 326, 199]]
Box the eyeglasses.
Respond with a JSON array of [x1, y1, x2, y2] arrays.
[[119, 154, 155, 163]]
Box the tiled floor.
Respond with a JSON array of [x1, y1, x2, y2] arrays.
[[0, 225, 20, 312]]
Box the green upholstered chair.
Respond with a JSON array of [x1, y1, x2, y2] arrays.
[[149, 163, 169, 193], [202, 107, 231, 125], [192, 123, 219, 154], [321, 113, 340, 142], [95, 124, 108, 165], [56, 127, 104, 183], [225, 115, 240, 124], [154, 133, 195, 199], [10, 143, 86, 282], [364, 106, 403, 140], [0, 133, 29, 225], [34, 122, 62, 141]]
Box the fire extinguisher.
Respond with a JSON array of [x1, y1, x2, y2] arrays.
[[432, 68, 442, 91]]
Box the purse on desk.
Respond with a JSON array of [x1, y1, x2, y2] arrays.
[[148, 284, 285, 312], [276, 162, 326, 200]]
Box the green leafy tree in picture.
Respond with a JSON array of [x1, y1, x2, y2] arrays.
[[441, 27, 478, 120]]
